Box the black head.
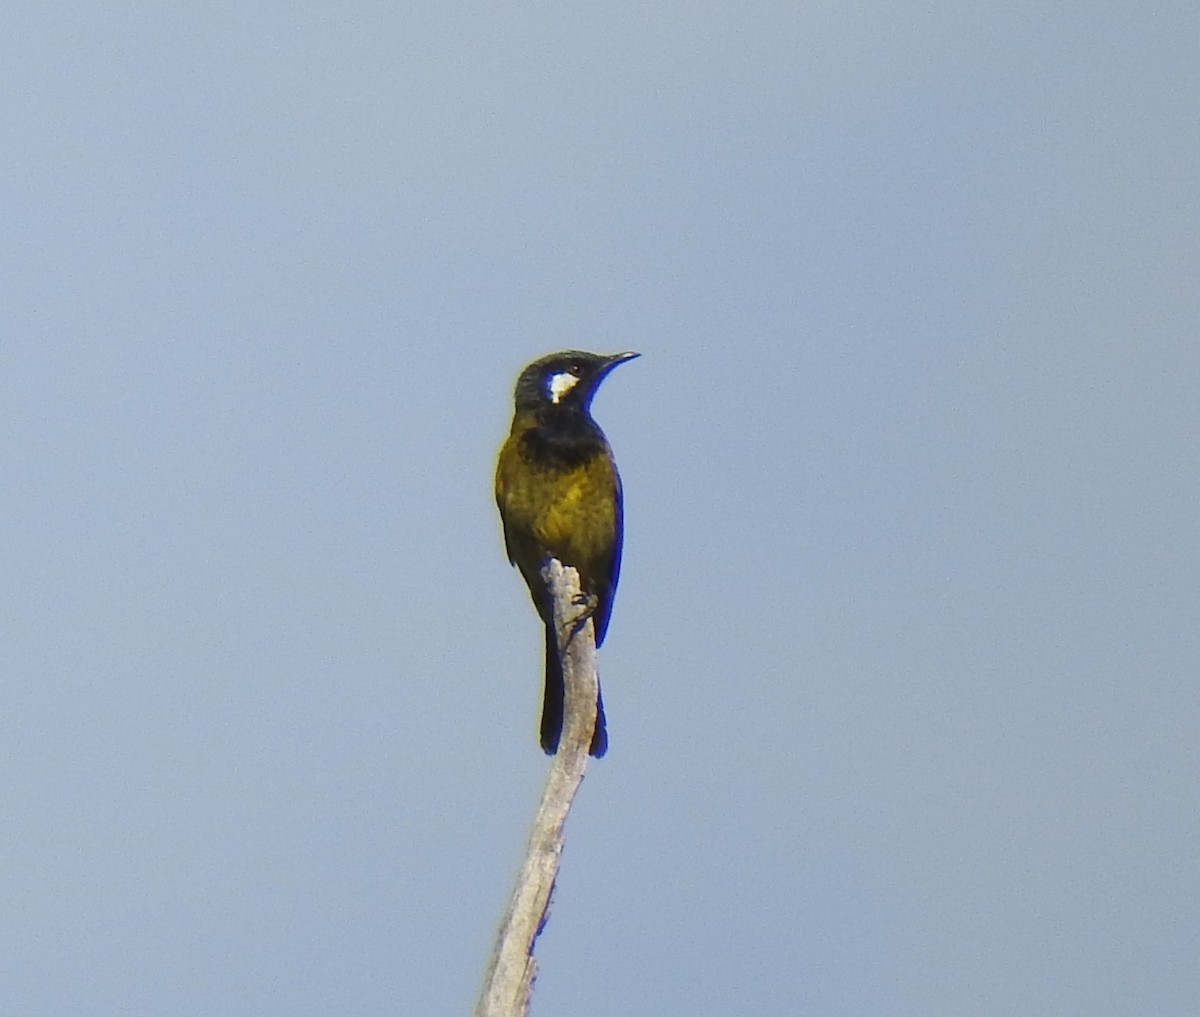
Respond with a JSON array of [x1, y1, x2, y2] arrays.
[[513, 350, 640, 413]]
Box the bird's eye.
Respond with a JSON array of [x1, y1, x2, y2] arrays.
[[569, 362, 582, 375]]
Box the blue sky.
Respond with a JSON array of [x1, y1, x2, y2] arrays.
[[2, 3, 1197, 1014]]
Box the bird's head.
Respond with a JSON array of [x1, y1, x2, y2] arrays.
[[513, 350, 640, 413]]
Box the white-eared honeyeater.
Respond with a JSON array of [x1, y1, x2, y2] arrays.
[[495, 350, 638, 756]]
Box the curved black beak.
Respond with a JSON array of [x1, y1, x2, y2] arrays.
[[598, 351, 640, 377]]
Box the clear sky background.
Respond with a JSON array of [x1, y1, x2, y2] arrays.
[[2, 3, 1197, 1015]]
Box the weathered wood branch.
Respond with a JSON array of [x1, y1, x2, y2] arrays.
[[474, 560, 599, 1017]]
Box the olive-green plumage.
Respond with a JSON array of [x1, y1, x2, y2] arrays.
[[495, 350, 638, 757]]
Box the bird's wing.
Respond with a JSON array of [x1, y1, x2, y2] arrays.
[[592, 464, 623, 646]]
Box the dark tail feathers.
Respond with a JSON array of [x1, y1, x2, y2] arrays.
[[540, 622, 607, 757]]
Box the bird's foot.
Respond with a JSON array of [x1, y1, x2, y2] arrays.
[[559, 591, 599, 652]]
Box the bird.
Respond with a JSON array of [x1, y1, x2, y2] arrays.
[[495, 350, 638, 757]]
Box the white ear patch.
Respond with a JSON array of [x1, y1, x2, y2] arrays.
[[548, 370, 581, 403]]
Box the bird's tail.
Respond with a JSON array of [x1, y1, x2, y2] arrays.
[[541, 622, 607, 757]]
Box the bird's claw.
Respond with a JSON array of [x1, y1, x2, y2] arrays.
[[559, 591, 599, 652]]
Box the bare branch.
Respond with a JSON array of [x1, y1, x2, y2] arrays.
[[474, 560, 599, 1017]]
